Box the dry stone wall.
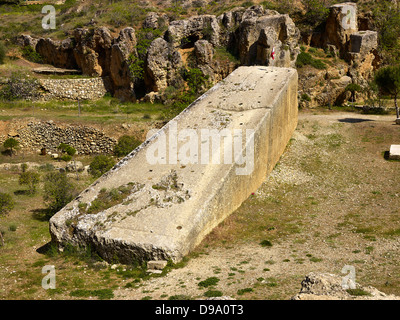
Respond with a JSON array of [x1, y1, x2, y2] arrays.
[[3, 120, 116, 155], [38, 77, 110, 101]]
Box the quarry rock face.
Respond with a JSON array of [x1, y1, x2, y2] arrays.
[[300, 2, 380, 108], [49, 66, 298, 264], [18, 6, 300, 102], [323, 2, 358, 57], [236, 12, 300, 68]]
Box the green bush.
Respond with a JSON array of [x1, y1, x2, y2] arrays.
[[19, 171, 40, 194], [0, 192, 15, 216], [301, 93, 312, 102], [0, 41, 6, 65], [114, 135, 142, 157], [21, 45, 42, 63], [58, 143, 76, 157], [43, 171, 76, 215], [89, 155, 116, 178], [198, 277, 220, 288], [3, 138, 19, 156], [296, 52, 326, 69]]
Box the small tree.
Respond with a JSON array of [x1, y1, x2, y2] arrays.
[[0, 192, 15, 246], [43, 171, 75, 216], [19, 171, 40, 195], [114, 135, 142, 157], [374, 65, 400, 120], [58, 143, 76, 162], [89, 155, 116, 178], [3, 138, 19, 156]]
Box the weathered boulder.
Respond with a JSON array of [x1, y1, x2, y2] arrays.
[[110, 28, 137, 100], [15, 34, 39, 50], [236, 10, 300, 67], [144, 38, 173, 92], [35, 37, 77, 69], [349, 30, 378, 56], [143, 12, 169, 30], [194, 39, 215, 65], [194, 39, 236, 84], [292, 273, 400, 300], [73, 27, 114, 77], [66, 161, 84, 172], [166, 14, 221, 49], [322, 2, 358, 57]]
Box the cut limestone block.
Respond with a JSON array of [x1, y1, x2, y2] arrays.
[[49, 66, 298, 264], [389, 145, 400, 160]]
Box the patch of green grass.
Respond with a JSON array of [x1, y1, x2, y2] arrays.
[[260, 239, 273, 247], [204, 290, 223, 298], [198, 277, 220, 288], [346, 288, 371, 297], [309, 256, 323, 263], [237, 287, 253, 295], [296, 51, 327, 69]]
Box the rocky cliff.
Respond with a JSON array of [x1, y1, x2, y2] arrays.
[[14, 3, 380, 109], [17, 5, 300, 102]]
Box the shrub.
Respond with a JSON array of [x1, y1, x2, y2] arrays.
[[301, 93, 312, 102], [3, 138, 19, 156], [296, 52, 326, 69], [198, 277, 220, 288], [301, 0, 330, 27], [0, 41, 6, 65], [260, 239, 273, 247], [204, 290, 223, 298], [0, 193, 15, 216], [181, 67, 209, 94], [21, 45, 42, 63], [19, 171, 40, 194], [114, 135, 142, 157], [58, 143, 76, 157], [21, 163, 28, 173], [237, 287, 253, 295], [89, 155, 116, 178], [43, 171, 75, 215]]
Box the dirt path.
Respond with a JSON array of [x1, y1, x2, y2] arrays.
[[113, 111, 400, 300]]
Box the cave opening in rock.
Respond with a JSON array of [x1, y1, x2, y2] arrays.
[[181, 34, 200, 49]]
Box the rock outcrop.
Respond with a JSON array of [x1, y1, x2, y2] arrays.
[[26, 27, 137, 100], [300, 2, 380, 108], [35, 37, 77, 70], [16, 6, 300, 102], [322, 2, 358, 57], [292, 273, 400, 300]]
